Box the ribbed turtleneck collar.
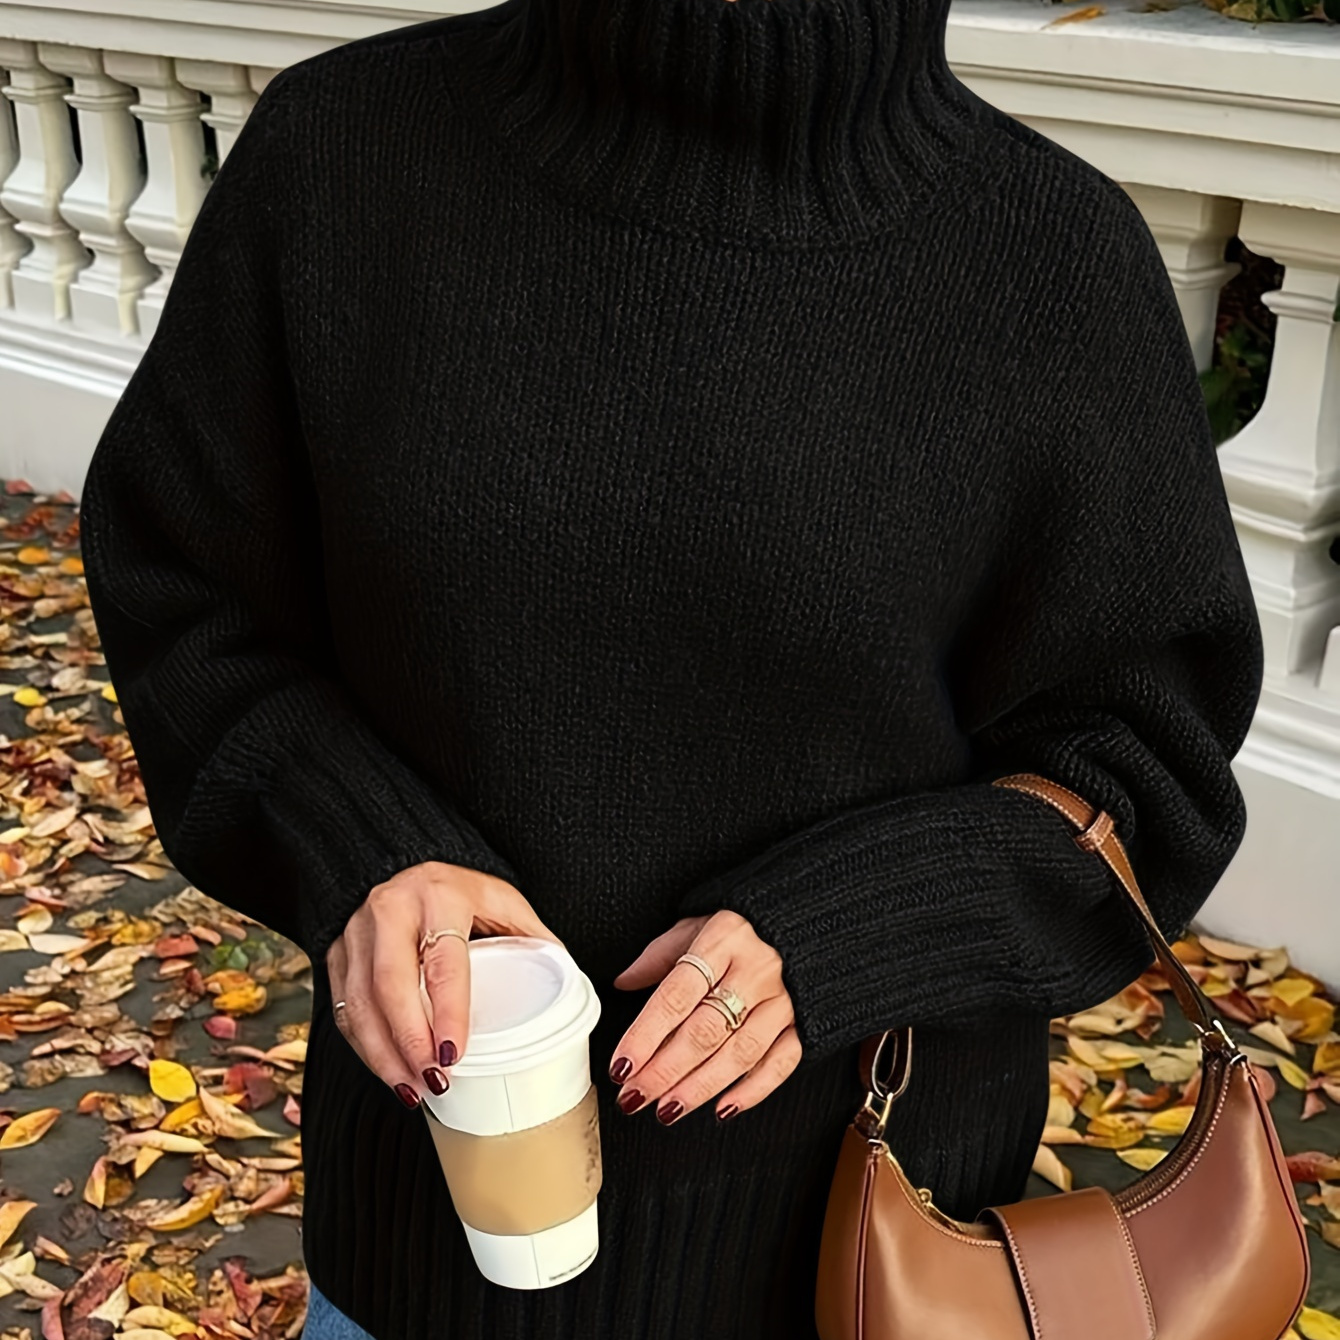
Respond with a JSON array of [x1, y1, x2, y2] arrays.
[[450, 0, 988, 246]]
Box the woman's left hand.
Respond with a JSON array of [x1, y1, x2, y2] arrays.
[[608, 910, 802, 1125]]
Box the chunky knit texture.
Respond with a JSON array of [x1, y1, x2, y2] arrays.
[[78, 0, 1265, 1335]]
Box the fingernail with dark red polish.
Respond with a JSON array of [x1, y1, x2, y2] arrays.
[[616, 1088, 644, 1115], [609, 1056, 633, 1084], [717, 1104, 739, 1122], [422, 1067, 449, 1095], [657, 1100, 684, 1126], [439, 1039, 457, 1068], [394, 1083, 420, 1109]]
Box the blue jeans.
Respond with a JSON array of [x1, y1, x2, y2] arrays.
[[303, 1278, 378, 1340]]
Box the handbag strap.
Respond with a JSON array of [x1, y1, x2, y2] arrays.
[[858, 770, 1236, 1101]]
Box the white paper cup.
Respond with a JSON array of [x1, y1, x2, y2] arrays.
[[418, 936, 603, 1290]]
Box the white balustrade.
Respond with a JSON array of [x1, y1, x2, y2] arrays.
[[0, 0, 1335, 983]]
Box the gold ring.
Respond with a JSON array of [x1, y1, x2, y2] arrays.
[[418, 927, 470, 959], [677, 952, 717, 989], [702, 995, 743, 1032], [707, 983, 748, 1030]]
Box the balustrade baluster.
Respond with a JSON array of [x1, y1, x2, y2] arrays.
[[1218, 202, 1340, 682], [0, 39, 90, 323], [38, 43, 156, 340], [1123, 184, 1242, 375], [102, 51, 208, 341]]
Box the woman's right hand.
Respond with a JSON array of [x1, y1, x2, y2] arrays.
[[324, 861, 564, 1109]]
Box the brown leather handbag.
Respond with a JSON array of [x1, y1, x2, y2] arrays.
[[814, 771, 1311, 1340]]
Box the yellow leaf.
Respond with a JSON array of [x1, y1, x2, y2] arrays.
[[1274, 996, 1335, 1043], [0, 1108, 59, 1149], [148, 1060, 197, 1104], [11, 687, 46, 708], [121, 1305, 199, 1336], [112, 862, 173, 881], [1065, 1035, 1108, 1069], [58, 556, 83, 575], [132, 1146, 163, 1179], [0, 1269, 61, 1301], [142, 1185, 223, 1232], [127, 1272, 180, 1309], [159, 1098, 203, 1133], [1315, 1042, 1340, 1076], [1083, 1112, 1146, 1149], [1249, 1020, 1297, 1057], [1040, 1125, 1085, 1144], [0, 930, 28, 953], [84, 1156, 108, 1209], [1032, 1144, 1072, 1192], [100, 683, 118, 703], [1299, 1307, 1340, 1340], [1045, 1091, 1076, 1128], [1043, 3, 1104, 23], [0, 826, 29, 844], [265, 1039, 308, 1064], [1116, 1147, 1169, 1171], [119, 1130, 208, 1154], [113, 918, 164, 945], [88, 1280, 130, 1325], [213, 983, 267, 1016], [197, 1086, 282, 1140], [14, 906, 51, 935], [1145, 1106, 1194, 1135], [1278, 1057, 1311, 1090], [1092, 1041, 1144, 1068], [1271, 976, 1317, 1006], [0, 1201, 36, 1251], [15, 547, 48, 565]]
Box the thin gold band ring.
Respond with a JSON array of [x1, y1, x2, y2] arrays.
[[418, 927, 470, 959], [677, 951, 718, 989]]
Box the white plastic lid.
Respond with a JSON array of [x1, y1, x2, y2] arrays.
[[421, 936, 601, 1078]]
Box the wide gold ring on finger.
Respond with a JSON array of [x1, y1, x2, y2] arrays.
[[707, 984, 748, 1031]]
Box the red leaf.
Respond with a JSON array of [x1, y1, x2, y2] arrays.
[[224, 1062, 278, 1111], [64, 1256, 127, 1320], [153, 934, 199, 959], [40, 1292, 65, 1340], [223, 1258, 263, 1320], [203, 1015, 238, 1041], [283, 1094, 301, 1127], [1285, 1150, 1340, 1183]]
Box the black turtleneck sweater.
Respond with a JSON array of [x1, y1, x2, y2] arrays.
[[77, 0, 1264, 1334]]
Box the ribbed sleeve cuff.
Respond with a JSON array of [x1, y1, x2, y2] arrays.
[[675, 781, 1155, 1062], [174, 678, 519, 971]]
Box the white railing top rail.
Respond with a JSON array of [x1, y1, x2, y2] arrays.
[[0, 0, 1336, 100]]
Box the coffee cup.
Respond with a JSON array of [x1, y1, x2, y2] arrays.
[[418, 935, 603, 1290]]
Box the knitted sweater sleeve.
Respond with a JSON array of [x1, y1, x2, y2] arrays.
[[675, 194, 1265, 1065], [78, 73, 519, 969]]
